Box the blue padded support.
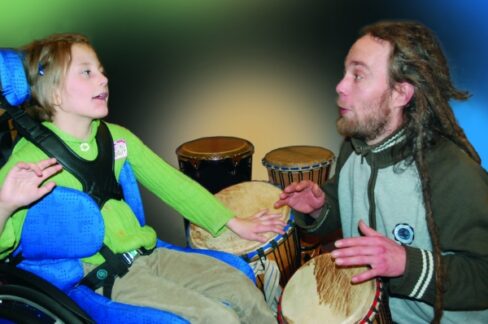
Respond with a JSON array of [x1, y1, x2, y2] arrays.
[[22, 187, 104, 260], [0, 49, 30, 106], [69, 285, 189, 324], [17, 259, 84, 292], [19, 187, 104, 291], [119, 161, 145, 226]]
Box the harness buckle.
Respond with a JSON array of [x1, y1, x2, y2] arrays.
[[121, 250, 140, 266]]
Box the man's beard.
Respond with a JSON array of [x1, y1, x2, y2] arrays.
[[336, 91, 392, 142]]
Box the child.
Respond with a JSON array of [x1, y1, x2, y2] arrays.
[[0, 33, 283, 323]]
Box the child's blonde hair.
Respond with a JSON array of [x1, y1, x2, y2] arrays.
[[22, 33, 93, 121]]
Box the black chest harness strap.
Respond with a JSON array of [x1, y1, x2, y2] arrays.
[[9, 107, 122, 207], [6, 107, 153, 298]]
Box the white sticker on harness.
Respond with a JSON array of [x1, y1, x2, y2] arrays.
[[114, 140, 128, 160]]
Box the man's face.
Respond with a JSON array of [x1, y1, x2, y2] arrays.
[[336, 34, 401, 144]]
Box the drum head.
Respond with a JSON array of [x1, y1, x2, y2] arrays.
[[189, 181, 290, 255], [176, 136, 254, 160], [281, 254, 377, 324], [262, 145, 334, 168]]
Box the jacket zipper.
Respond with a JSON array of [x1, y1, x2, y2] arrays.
[[367, 155, 378, 230]]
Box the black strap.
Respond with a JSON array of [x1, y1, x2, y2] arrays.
[[4, 106, 122, 208], [78, 245, 129, 298], [138, 247, 155, 256], [0, 112, 14, 167], [79, 245, 155, 298], [2, 251, 23, 266]]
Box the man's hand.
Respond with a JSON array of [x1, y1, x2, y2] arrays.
[[331, 220, 407, 283], [274, 180, 325, 216]]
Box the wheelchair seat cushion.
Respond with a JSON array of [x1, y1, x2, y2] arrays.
[[22, 186, 104, 259]]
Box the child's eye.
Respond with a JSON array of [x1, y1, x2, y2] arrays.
[[354, 73, 364, 81], [82, 69, 91, 77]]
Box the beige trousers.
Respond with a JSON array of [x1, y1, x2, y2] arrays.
[[84, 248, 276, 324]]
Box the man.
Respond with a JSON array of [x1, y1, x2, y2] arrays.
[[275, 20, 488, 323]]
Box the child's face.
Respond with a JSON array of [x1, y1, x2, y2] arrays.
[[54, 43, 109, 124]]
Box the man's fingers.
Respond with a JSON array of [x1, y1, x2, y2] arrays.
[[283, 182, 300, 193], [351, 269, 378, 284], [311, 183, 323, 197], [331, 245, 383, 258], [334, 235, 380, 248], [358, 220, 381, 237], [274, 200, 286, 208], [294, 180, 314, 192]]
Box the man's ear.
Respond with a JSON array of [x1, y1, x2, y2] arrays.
[[392, 81, 414, 108]]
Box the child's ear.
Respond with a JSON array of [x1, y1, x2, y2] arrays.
[[52, 88, 62, 107]]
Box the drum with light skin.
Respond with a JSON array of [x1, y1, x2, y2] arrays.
[[279, 253, 391, 324], [262, 145, 335, 189], [176, 136, 254, 194], [188, 181, 301, 290], [262, 145, 336, 263]]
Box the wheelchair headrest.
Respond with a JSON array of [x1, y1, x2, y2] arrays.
[[0, 48, 31, 107]]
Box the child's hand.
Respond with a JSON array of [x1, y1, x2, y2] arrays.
[[226, 209, 286, 243], [0, 158, 62, 215]]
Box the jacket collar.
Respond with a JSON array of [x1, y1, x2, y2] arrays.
[[350, 128, 411, 168]]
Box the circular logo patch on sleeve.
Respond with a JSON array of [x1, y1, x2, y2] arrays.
[[393, 223, 415, 245]]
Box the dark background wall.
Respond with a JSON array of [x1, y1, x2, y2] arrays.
[[1, 0, 486, 245]]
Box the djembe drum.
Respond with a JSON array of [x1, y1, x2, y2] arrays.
[[176, 136, 254, 194], [279, 254, 391, 324], [262, 145, 336, 263], [188, 181, 300, 296], [262, 145, 334, 188]]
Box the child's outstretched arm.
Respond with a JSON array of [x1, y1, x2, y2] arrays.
[[0, 158, 62, 233]]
